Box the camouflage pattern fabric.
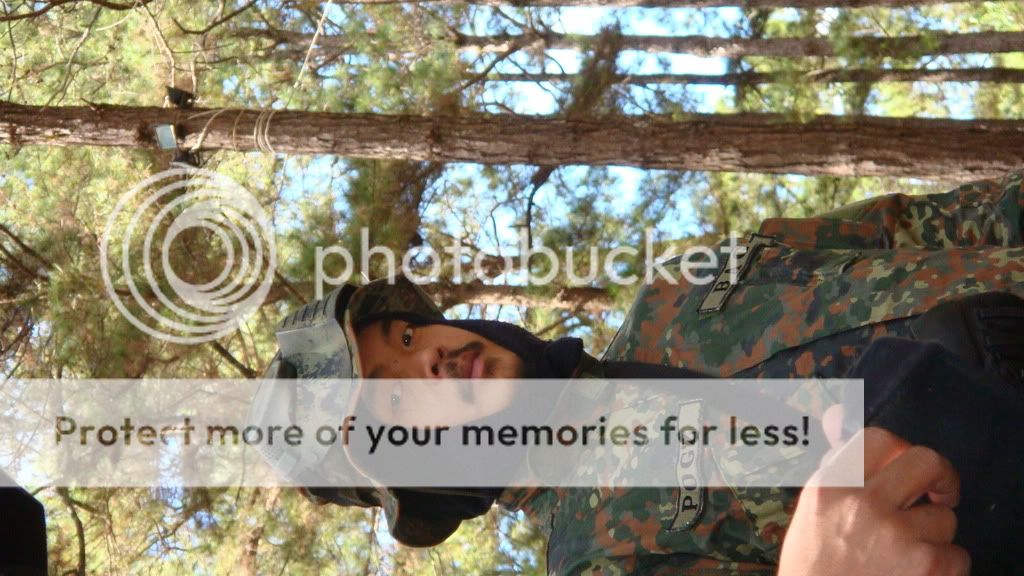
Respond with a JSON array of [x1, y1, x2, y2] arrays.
[[500, 170, 1024, 575]]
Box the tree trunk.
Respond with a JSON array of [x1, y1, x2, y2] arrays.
[[238, 488, 281, 576], [56, 488, 87, 576], [429, 281, 614, 314], [264, 279, 613, 312], [246, 27, 1024, 59], [483, 67, 1024, 85], [332, 0, 968, 7], [3, 102, 1023, 180]]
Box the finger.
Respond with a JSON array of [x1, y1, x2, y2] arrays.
[[941, 545, 972, 576], [872, 445, 960, 510], [863, 427, 911, 480], [900, 503, 958, 544], [810, 428, 873, 488], [926, 483, 960, 509], [822, 404, 844, 449], [817, 445, 841, 470], [813, 427, 909, 487], [913, 544, 971, 576]]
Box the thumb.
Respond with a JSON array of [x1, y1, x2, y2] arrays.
[[822, 404, 845, 449]]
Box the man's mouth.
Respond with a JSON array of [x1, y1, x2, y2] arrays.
[[457, 349, 476, 379], [443, 342, 486, 395], [457, 350, 481, 403], [470, 353, 485, 379]]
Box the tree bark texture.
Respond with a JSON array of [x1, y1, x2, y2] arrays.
[[3, 102, 1023, 180], [483, 67, 1024, 85], [248, 28, 1024, 59]]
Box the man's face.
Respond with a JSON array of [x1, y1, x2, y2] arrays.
[[355, 318, 524, 427]]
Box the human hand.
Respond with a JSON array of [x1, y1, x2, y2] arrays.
[[778, 424, 969, 576]]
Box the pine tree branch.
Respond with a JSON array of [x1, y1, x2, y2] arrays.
[[210, 341, 257, 378], [0, 0, 155, 23], [172, 0, 259, 36], [56, 487, 87, 576], [0, 223, 51, 268]]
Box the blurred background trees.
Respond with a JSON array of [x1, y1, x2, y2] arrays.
[[1, 0, 1022, 572]]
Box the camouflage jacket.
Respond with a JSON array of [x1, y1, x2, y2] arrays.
[[499, 170, 1024, 576]]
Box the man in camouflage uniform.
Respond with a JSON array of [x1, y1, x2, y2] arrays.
[[519, 170, 1024, 575], [255, 170, 1024, 575]]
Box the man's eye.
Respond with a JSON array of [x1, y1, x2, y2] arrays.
[[401, 326, 414, 347], [390, 383, 403, 410]]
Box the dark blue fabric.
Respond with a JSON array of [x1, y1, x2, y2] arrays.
[[845, 338, 1024, 576], [0, 470, 47, 575]]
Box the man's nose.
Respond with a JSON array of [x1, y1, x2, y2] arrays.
[[411, 345, 445, 379]]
